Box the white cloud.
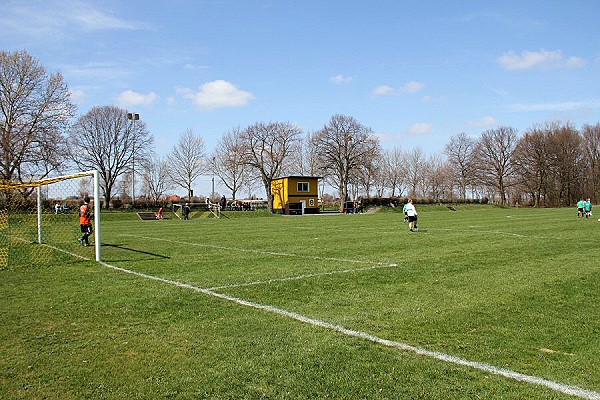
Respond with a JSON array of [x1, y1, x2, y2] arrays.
[[498, 49, 586, 70], [71, 6, 147, 32], [373, 85, 395, 96], [401, 81, 424, 93], [565, 56, 587, 68], [408, 123, 433, 135], [117, 90, 159, 106], [183, 63, 210, 70], [69, 88, 86, 105], [0, 1, 148, 38], [422, 95, 446, 104], [330, 74, 353, 84], [178, 80, 254, 109], [373, 81, 424, 96], [468, 116, 497, 128], [507, 101, 600, 112]]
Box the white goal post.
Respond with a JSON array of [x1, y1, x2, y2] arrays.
[[0, 169, 101, 267], [36, 170, 101, 262]]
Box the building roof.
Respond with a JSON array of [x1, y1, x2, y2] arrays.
[[273, 175, 322, 180]]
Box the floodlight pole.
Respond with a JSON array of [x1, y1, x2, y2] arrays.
[[127, 112, 140, 207], [211, 156, 216, 202]]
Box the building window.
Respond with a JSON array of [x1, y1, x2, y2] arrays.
[[297, 182, 309, 192]]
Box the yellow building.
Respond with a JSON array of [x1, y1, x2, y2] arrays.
[[272, 176, 321, 215]]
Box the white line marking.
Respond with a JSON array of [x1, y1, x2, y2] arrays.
[[42, 243, 600, 399], [208, 264, 398, 290], [119, 234, 396, 267], [430, 228, 553, 239], [119, 234, 399, 289], [43, 244, 90, 260]]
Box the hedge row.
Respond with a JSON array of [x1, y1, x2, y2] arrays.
[[361, 197, 489, 208]]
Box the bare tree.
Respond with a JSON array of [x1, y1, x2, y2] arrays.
[[288, 131, 322, 177], [305, 130, 330, 199], [423, 153, 449, 200], [473, 126, 519, 205], [444, 132, 475, 201], [0, 50, 76, 184], [514, 124, 550, 207], [167, 129, 206, 201], [368, 153, 388, 198], [545, 122, 582, 206], [119, 172, 133, 202], [239, 121, 302, 211], [384, 147, 407, 197], [68, 106, 152, 208], [142, 154, 171, 204], [405, 147, 426, 197], [581, 123, 600, 201], [312, 114, 380, 210], [211, 127, 249, 201], [354, 152, 382, 198]]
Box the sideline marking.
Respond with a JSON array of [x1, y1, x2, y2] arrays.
[[43, 243, 600, 399]]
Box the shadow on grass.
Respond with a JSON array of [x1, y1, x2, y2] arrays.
[[101, 243, 171, 261]]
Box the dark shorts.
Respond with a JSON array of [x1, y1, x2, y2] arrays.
[[408, 215, 417, 222], [578, 208, 584, 212], [80, 224, 92, 234]]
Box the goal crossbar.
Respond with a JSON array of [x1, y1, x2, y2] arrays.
[[1, 170, 101, 263]]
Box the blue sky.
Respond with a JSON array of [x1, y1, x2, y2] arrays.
[[2, 0, 600, 196]]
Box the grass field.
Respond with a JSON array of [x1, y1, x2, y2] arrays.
[[1, 205, 599, 399]]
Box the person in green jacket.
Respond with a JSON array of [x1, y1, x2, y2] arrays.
[[584, 198, 592, 219], [577, 199, 585, 218]]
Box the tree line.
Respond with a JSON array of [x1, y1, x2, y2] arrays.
[[2, 50, 599, 211]]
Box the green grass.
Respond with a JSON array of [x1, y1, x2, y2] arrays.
[[1, 206, 599, 399]]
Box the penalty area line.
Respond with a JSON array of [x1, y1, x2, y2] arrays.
[[207, 263, 399, 290], [118, 233, 400, 289], [46, 243, 600, 400], [119, 233, 397, 267]]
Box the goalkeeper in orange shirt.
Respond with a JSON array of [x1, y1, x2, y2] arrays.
[[78, 196, 93, 246]]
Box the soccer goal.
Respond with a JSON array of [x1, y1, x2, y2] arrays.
[[0, 170, 101, 268]]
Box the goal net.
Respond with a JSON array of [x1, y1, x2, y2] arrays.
[[0, 170, 101, 269]]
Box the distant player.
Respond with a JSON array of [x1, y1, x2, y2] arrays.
[[78, 196, 93, 246], [584, 198, 593, 218], [404, 199, 418, 232], [155, 207, 164, 220], [577, 198, 585, 218]]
